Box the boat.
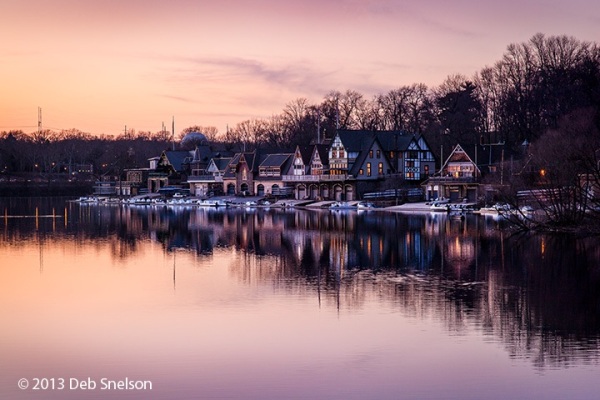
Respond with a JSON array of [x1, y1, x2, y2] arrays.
[[357, 202, 376, 210], [478, 203, 512, 215], [329, 201, 357, 210], [74, 196, 99, 203], [448, 209, 466, 220], [430, 202, 451, 212], [199, 199, 229, 207]]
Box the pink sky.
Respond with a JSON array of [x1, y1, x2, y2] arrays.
[[1, 0, 599, 136]]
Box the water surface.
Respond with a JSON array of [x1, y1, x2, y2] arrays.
[[1, 198, 599, 399]]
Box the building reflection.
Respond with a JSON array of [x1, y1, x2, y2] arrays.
[[1, 198, 600, 369]]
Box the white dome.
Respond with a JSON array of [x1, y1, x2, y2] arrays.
[[181, 131, 209, 146]]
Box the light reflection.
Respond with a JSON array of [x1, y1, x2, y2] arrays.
[[0, 198, 599, 377]]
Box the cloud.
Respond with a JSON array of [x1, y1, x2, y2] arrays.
[[167, 55, 343, 98], [160, 94, 196, 103]]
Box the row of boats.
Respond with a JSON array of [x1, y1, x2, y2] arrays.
[[74, 196, 380, 211], [328, 201, 377, 210], [74, 195, 231, 207], [428, 198, 534, 218], [75, 195, 532, 217]]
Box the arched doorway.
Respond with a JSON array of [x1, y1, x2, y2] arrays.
[[334, 185, 343, 201], [240, 183, 249, 195], [297, 185, 306, 200], [344, 185, 354, 201], [227, 183, 235, 195], [309, 184, 319, 200], [271, 184, 279, 196], [320, 185, 329, 199], [257, 184, 265, 197]]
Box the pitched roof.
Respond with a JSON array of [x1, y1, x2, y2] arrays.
[[336, 129, 421, 153], [213, 157, 232, 171], [259, 153, 292, 168], [336, 130, 374, 152], [295, 145, 314, 165], [373, 131, 415, 152], [192, 145, 213, 163], [347, 136, 389, 176], [163, 150, 193, 171], [223, 151, 261, 178], [313, 144, 329, 166], [441, 144, 481, 175]]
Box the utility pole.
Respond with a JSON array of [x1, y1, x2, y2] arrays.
[[317, 110, 321, 144], [171, 117, 175, 151], [37, 107, 42, 134], [500, 148, 505, 185]]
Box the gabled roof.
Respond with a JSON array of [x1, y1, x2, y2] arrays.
[[163, 150, 193, 172], [212, 157, 232, 171], [441, 144, 481, 175], [336, 130, 374, 152], [415, 134, 434, 153], [223, 151, 261, 178], [373, 131, 415, 152], [295, 145, 314, 165], [335, 129, 422, 153], [347, 137, 389, 176], [312, 144, 329, 166], [191, 145, 213, 163]]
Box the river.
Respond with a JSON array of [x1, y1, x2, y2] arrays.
[[1, 197, 599, 399]]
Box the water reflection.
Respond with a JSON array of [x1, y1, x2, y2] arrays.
[[1, 198, 600, 371]]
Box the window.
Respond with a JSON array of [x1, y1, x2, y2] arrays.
[[339, 149, 345, 158], [424, 165, 430, 176], [390, 151, 395, 159], [359, 169, 364, 175], [376, 150, 381, 158], [378, 162, 383, 175], [369, 150, 373, 158], [366, 163, 371, 177]]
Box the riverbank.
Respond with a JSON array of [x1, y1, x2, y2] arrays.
[[0, 182, 93, 197]]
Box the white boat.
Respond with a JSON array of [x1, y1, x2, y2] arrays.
[[75, 196, 99, 203], [478, 203, 512, 215], [329, 201, 357, 210], [357, 202, 376, 210], [199, 199, 229, 207], [430, 202, 450, 212]]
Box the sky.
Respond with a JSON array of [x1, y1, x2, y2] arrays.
[[1, 0, 599, 137]]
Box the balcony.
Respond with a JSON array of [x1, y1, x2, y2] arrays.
[[282, 175, 320, 182], [320, 174, 352, 181], [426, 175, 478, 184], [282, 174, 353, 183], [187, 175, 223, 183]]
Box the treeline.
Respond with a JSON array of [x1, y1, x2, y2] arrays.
[[2, 33, 600, 177], [224, 34, 600, 154], [0, 128, 172, 177]]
